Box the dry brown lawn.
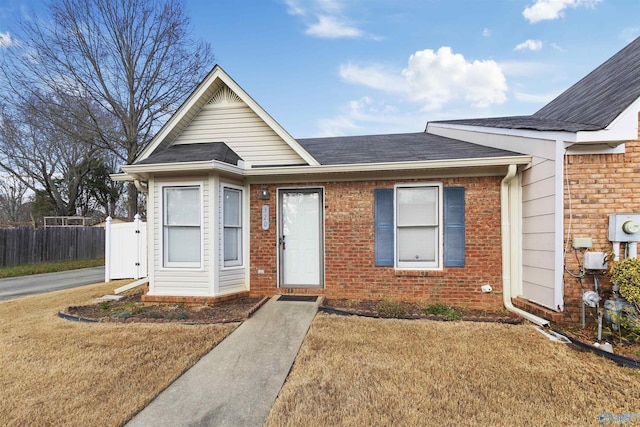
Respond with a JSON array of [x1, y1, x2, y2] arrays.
[[266, 313, 640, 427], [0, 281, 236, 427]]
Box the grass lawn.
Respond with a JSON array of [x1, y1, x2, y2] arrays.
[[265, 313, 640, 427], [0, 281, 237, 427], [0, 258, 105, 279]]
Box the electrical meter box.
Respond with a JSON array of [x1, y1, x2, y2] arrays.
[[608, 214, 640, 242]]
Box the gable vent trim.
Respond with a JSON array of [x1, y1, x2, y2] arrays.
[[208, 85, 243, 105]]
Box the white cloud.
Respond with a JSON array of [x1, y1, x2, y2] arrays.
[[514, 91, 559, 103], [499, 60, 550, 76], [306, 15, 363, 38], [283, 0, 377, 39], [620, 27, 640, 43], [284, 0, 305, 16], [482, 28, 491, 38], [339, 63, 405, 92], [316, 96, 420, 137], [523, 0, 601, 24], [0, 32, 14, 48], [515, 39, 543, 51], [340, 47, 508, 111], [550, 42, 565, 52]]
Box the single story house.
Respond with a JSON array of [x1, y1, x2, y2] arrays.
[[115, 37, 640, 326]]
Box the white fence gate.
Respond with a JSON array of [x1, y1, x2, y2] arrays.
[[105, 214, 147, 281]]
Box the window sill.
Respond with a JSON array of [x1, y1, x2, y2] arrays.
[[394, 269, 444, 277]]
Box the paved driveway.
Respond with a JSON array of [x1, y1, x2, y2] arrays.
[[0, 267, 105, 301]]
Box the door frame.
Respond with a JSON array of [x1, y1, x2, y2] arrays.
[[276, 187, 325, 289]]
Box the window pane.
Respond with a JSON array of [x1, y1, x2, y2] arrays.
[[398, 227, 436, 262], [166, 226, 200, 263], [223, 188, 241, 226], [397, 187, 437, 226], [165, 187, 200, 225], [224, 228, 239, 263]]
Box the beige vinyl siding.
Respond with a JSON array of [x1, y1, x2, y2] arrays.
[[521, 157, 556, 309], [219, 268, 247, 294], [150, 177, 210, 296], [173, 103, 305, 166]]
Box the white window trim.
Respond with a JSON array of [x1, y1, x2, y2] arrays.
[[394, 182, 443, 270], [160, 181, 204, 270], [221, 182, 244, 269]]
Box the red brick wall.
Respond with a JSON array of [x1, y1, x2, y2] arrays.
[[562, 113, 640, 324], [249, 176, 504, 310]]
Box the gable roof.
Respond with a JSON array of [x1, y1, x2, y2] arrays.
[[297, 132, 523, 165], [430, 37, 640, 133], [135, 65, 319, 166], [533, 37, 640, 128], [136, 142, 242, 165]]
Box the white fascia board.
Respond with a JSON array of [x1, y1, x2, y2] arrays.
[[429, 100, 640, 146], [119, 155, 532, 181], [574, 99, 640, 143], [121, 160, 244, 177], [244, 155, 532, 177], [427, 122, 575, 142], [110, 172, 133, 182]]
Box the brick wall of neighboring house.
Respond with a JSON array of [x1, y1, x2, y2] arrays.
[[562, 113, 640, 325], [249, 176, 505, 310]]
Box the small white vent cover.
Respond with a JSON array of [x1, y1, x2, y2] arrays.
[[208, 85, 242, 105]]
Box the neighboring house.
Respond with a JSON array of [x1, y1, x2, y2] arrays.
[[115, 37, 640, 325]]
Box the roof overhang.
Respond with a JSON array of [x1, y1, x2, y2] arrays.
[[113, 155, 532, 183], [428, 97, 640, 147]]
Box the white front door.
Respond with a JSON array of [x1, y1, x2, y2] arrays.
[[279, 189, 324, 288]]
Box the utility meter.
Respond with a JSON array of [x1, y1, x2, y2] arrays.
[[609, 214, 640, 242], [622, 220, 640, 234]]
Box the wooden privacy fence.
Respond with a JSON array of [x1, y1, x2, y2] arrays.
[[0, 226, 105, 267]]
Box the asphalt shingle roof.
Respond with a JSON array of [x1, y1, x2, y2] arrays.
[[297, 132, 523, 165], [431, 37, 640, 133], [136, 142, 242, 165]]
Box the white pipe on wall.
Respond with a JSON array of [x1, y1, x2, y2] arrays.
[[629, 242, 638, 259], [612, 242, 621, 261], [501, 165, 550, 326]]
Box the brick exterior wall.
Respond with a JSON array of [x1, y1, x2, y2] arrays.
[[249, 176, 505, 310], [562, 113, 640, 325]]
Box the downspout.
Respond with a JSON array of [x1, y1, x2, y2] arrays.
[[134, 179, 149, 194], [501, 164, 550, 326]]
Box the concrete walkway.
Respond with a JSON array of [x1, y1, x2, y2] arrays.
[[126, 296, 320, 427]]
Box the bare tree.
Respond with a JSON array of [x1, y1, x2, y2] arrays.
[[0, 0, 213, 219], [0, 174, 30, 224], [0, 95, 103, 216], [83, 156, 126, 218]]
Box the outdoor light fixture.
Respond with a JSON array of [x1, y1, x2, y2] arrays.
[[259, 186, 270, 200]]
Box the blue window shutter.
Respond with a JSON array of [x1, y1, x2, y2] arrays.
[[374, 189, 394, 266], [444, 187, 465, 267]]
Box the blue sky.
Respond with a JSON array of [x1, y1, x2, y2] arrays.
[[2, 0, 640, 138]]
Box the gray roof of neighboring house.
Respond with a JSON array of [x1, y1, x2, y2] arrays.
[[296, 132, 523, 165], [431, 37, 640, 132], [136, 142, 242, 165]]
